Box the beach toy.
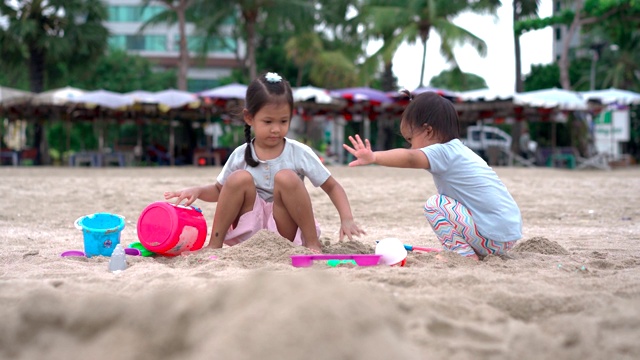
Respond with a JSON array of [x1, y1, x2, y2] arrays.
[[376, 240, 442, 253], [375, 238, 408, 266], [327, 259, 357, 267], [137, 201, 208, 256], [291, 254, 381, 268], [74, 212, 126, 258], [128, 241, 155, 257], [61, 248, 140, 257], [108, 244, 127, 272], [403, 244, 442, 253]]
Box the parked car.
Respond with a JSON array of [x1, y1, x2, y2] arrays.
[[461, 125, 512, 152]]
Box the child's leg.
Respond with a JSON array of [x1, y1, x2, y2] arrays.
[[466, 238, 517, 257], [423, 194, 483, 258], [271, 169, 321, 251], [208, 170, 257, 248]]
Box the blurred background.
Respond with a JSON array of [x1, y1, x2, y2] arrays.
[[0, 0, 639, 169]]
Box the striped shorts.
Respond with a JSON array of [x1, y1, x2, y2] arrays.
[[423, 194, 517, 258]]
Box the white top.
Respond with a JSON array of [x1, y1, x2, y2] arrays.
[[421, 139, 522, 242], [217, 138, 331, 202]]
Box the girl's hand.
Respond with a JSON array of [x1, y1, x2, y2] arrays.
[[342, 135, 375, 166], [306, 242, 323, 254], [339, 219, 366, 241], [164, 186, 202, 206]]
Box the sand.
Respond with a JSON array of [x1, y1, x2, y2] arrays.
[[1, 166, 639, 360]]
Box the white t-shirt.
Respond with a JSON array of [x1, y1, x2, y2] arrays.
[[217, 138, 331, 202], [421, 139, 522, 242]]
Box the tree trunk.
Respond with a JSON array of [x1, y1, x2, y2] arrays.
[[244, 11, 258, 81], [419, 38, 428, 88], [28, 47, 45, 93], [29, 47, 46, 164], [177, 1, 189, 91], [513, 1, 524, 92], [296, 67, 303, 88], [559, 0, 584, 90], [418, 24, 431, 88], [381, 62, 395, 92]]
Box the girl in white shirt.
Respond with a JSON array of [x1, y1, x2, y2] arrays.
[[165, 72, 364, 252]]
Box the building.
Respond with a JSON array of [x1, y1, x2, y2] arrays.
[[551, 0, 584, 62], [103, 0, 243, 92]]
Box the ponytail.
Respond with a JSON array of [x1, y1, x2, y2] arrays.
[[244, 124, 259, 167]]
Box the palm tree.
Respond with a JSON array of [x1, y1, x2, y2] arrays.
[[513, 0, 540, 92], [141, 0, 195, 91], [586, 5, 640, 91], [196, 0, 363, 82], [0, 0, 109, 93], [0, 0, 108, 165], [284, 33, 324, 87], [360, 0, 501, 88]]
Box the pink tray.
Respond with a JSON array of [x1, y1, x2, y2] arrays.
[[291, 254, 381, 268]]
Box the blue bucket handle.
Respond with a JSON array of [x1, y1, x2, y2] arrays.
[[74, 216, 84, 230], [74, 214, 126, 231]]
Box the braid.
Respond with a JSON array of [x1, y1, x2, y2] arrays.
[[244, 124, 259, 167]]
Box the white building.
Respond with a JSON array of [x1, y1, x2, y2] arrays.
[[103, 0, 243, 92], [551, 0, 585, 62]]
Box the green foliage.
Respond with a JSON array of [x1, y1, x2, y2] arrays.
[[0, 0, 110, 92], [46, 121, 98, 154], [309, 51, 359, 88], [523, 59, 593, 91], [429, 68, 487, 91], [360, 0, 500, 86], [69, 50, 176, 92], [255, 34, 307, 85], [515, 10, 574, 36]]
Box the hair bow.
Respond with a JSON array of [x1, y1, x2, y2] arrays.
[[265, 72, 282, 83]]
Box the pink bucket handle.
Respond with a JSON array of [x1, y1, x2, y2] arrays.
[[170, 203, 202, 213]]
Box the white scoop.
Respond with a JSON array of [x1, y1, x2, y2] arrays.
[[375, 238, 408, 266]]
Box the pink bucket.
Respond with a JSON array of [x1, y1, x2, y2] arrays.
[[137, 202, 208, 256]]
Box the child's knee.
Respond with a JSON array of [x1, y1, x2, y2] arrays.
[[274, 169, 302, 188], [425, 194, 442, 208], [226, 170, 254, 188]]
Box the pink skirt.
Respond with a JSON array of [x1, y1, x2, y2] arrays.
[[223, 194, 321, 247]]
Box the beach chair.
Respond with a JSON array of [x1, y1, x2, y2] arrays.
[[575, 152, 611, 170]]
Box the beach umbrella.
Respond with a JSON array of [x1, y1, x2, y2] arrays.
[[71, 89, 134, 110], [199, 83, 247, 100], [0, 86, 34, 107], [330, 87, 392, 142], [125, 90, 157, 104], [68, 90, 134, 156], [152, 89, 200, 110], [149, 89, 201, 166], [32, 86, 86, 106], [514, 88, 587, 111], [457, 88, 515, 102], [330, 87, 393, 104], [293, 86, 335, 104], [580, 88, 640, 105], [412, 86, 459, 101]]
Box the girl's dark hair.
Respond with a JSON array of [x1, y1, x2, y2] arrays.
[[401, 91, 460, 142], [243, 72, 294, 167]]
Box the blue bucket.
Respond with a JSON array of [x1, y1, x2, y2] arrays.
[[74, 213, 125, 257]]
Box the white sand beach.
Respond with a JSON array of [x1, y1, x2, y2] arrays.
[[1, 166, 639, 360]]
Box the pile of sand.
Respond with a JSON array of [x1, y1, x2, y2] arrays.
[[512, 236, 570, 255]]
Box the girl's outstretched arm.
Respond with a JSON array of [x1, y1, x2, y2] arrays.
[[343, 134, 430, 169], [320, 176, 366, 241], [164, 183, 223, 206]]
